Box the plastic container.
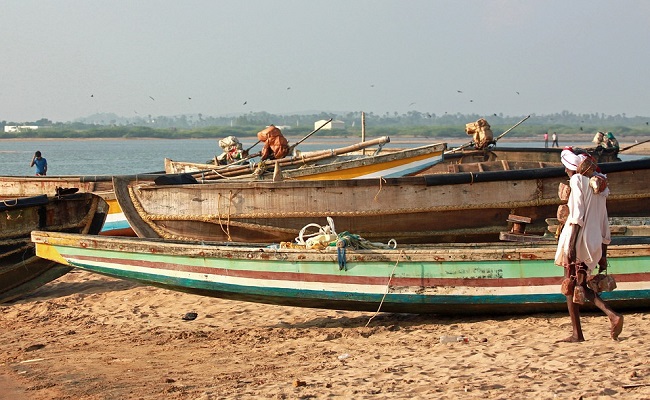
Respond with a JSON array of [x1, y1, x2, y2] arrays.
[[306, 234, 337, 250]]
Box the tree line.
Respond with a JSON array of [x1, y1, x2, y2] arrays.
[[2, 111, 649, 139]]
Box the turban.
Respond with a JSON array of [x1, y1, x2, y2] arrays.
[[561, 149, 583, 171]]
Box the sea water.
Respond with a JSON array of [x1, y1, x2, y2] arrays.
[[0, 137, 640, 176]]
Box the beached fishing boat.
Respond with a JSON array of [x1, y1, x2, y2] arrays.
[[163, 136, 392, 176], [417, 146, 620, 175], [1, 193, 108, 303], [0, 173, 161, 236], [165, 137, 446, 181], [114, 158, 650, 244], [31, 231, 650, 314]]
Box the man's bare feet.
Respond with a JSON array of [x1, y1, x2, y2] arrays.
[[556, 335, 585, 343], [611, 315, 624, 340]]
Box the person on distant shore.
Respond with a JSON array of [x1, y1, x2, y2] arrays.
[[552, 132, 559, 147], [30, 151, 47, 176], [544, 132, 549, 148], [257, 125, 289, 161], [555, 149, 623, 342]]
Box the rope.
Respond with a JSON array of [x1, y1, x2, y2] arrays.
[[1, 199, 18, 207], [366, 250, 405, 327], [373, 177, 386, 202], [216, 191, 233, 241]]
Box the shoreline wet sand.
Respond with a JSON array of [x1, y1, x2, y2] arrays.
[[1, 270, 649, 399]]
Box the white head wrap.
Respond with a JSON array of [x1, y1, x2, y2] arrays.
[[561, 149, 582, 171]]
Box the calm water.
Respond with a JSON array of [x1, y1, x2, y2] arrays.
[[0, 137, 640, 176]]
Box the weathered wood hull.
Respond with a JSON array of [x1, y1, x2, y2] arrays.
[[164, 138, 445, 181], [32, 231, 650, 315], [115, 158, 650, 244], [418, 146, 620, 174], [0, 174, 160, 236], [1, 193, 108, 303], [280, 142, 445, 180]]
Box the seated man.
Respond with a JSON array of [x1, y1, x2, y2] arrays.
[[605, 132, 619, 151], [257, 125, 289, 161]]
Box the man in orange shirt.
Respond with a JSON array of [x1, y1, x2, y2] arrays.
[[257, 125, 289, 161]]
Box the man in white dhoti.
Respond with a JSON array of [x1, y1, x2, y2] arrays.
[[555, 149, 623, 342]]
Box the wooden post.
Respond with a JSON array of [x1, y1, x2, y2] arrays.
[[361, 112, 366, 155]]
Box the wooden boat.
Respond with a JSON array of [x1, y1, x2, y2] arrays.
[[164, 137, 391, 176], [114, 158, 650, 244], [31, 231, 650, 315], [1, 193, 108, 303], [164, 137, 446, 181], [278, 142, 446, 180], [417, 146, 620, 175], [0, 173, 161, 236]]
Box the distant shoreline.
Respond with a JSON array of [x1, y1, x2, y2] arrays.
[[3, 135, 649, 154]]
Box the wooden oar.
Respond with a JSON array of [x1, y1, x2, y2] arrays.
[[619, 138, 650, 153], [445, 115, 531, 155], [288, 118, 333, 153]]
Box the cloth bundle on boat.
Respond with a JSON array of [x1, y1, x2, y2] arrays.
[[216, 136, 244, 164], [465, 118, 494, 149]]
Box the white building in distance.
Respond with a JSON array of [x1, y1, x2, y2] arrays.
[[4, 125, 39, 133], [314, 120, 344, 130]]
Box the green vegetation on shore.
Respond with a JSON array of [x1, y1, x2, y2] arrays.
[[2, 111, 650, 139]]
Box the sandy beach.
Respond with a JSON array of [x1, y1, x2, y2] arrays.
[[1, 269, 649, 399], [1, 140, 649, 399]]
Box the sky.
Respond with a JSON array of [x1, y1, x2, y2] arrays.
[[2, 0, 650, 122]]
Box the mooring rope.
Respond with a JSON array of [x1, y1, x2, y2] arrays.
[[366, 250, 405, 327]]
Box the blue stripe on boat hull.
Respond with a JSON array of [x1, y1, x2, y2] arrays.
[[73, 262, 650, 315]]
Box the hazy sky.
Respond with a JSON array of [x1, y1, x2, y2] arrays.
[[2, 1, 649, 122]]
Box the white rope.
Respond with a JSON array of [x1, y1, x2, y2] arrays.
[[366, 250, 405, 327]]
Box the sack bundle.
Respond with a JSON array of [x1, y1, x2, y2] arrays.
[[465, 118, 494, 149]]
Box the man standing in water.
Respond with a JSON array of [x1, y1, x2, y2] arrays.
[[30, 151, 47, 176], [555, 149, 623, 342]]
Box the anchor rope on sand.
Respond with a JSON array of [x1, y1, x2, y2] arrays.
[[366, 250, 406, 327]]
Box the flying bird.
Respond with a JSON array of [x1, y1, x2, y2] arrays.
[[408, 102, 416, 106], [470, 100, 473, 102], [243, 101, 247, 105], [370, 84, 375, 87], [516, 91, 520, 95], [90, 94, 94, 97], [188, 97, 192, 100], [286, 87, 291, 90], [149, 96, 155, 101], [457, 90, 463, 93]]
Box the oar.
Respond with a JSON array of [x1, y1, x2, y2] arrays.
[[244, 140, 261, 154], [445, 115, 531, 154], [619, 138, 650, 153], [494, 115, 531, 142], [288, 118, 333, 153]]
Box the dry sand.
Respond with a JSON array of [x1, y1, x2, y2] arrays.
[[1, 270, 649, 399], [1, 141, 650, 399]]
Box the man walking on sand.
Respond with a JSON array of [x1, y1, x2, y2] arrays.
[[555, 149, 623, 342]]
